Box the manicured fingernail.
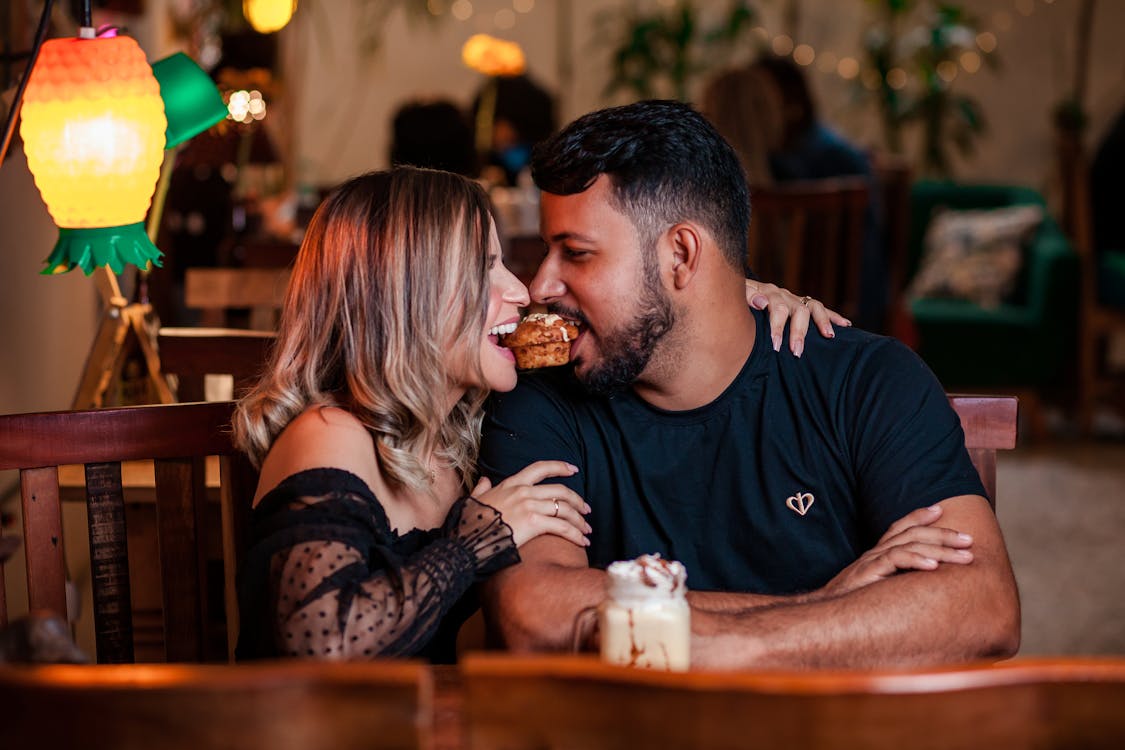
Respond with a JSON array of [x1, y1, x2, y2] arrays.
[[752, 294, 768, 309], [825, 327, 835, 339], [567, 463, 579, 472], [958, 533, 973, 543], [583, 504, 592, 514], [923, 558, 938, 567], [791, 340, 804, 358], [584, 524, 593, 533], [772, 334, 782, 352], [929, 505, 942, 512], [583, 537, 591, 547]]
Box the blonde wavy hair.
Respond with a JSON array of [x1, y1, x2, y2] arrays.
[[233, 167, 493, 493]]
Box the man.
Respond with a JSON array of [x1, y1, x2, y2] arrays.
[[479, 100, 1019, 668]]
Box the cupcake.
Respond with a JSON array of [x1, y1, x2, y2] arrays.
[[500, 313, 579, 370]]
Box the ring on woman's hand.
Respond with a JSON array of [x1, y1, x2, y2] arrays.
[[552, 499, 560, 518], [801, 295, 813, 307]]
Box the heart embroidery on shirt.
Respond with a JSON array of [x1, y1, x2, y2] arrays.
[[786, 491, 815, 516]]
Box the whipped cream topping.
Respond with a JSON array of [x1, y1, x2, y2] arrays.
[[606, 554, 687, 603], [523, 313, 575, 342]]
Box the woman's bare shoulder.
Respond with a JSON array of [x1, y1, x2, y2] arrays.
[[254, 406, 380, 505]]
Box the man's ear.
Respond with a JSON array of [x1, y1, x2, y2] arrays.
[[667, 223, 703, 290]]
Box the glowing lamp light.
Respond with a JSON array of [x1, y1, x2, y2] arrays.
[[244, 0, 298, 34], [461, 34, 526, 77], [19, 31, 167, 275]]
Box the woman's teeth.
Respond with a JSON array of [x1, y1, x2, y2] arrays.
[[489, 322, 518, 337]]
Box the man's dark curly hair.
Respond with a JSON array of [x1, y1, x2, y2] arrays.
[[530, 100, 750, 271]]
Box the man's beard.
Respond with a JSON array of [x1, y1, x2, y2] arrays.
[[561, 262, 675, 396]]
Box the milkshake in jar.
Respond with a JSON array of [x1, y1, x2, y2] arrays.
[[598, 554, 690, 671]]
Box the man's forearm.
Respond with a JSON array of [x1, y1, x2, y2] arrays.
[[690, 501, 1020, 670], [689, 590, 803, 614], [694, 562, 1018, 669], [483, 560, 609, 652]]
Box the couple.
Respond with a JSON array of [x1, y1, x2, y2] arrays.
[[235, 101, 1019, 667]]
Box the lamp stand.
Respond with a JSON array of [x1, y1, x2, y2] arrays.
[[71, 266, 173, 408], [70, 145, 184, 409]]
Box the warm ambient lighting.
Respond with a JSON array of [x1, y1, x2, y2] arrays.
[[243, 0, 297, 34], [20, 31, 167, 275], [227, 90, 267, 123], [461, 33, 525, 76]]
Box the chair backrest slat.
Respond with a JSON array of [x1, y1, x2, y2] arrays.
[[947, 394, 1018, 505], [748, 177, 870, 320], [19, 466, 66, 617], [184, 268, 289, 330], [218, 452, 258, 660], [84, 461, 134, 663], [157, 327, 275, 402], [154, 456, 210, 662], [0, 401, 236, 469]]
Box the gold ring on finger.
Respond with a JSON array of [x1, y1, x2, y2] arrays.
[[801, 295, 812, 307]]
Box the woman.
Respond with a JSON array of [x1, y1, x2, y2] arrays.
[[700, 65, 785, 187], [234, 167, 840, 663]]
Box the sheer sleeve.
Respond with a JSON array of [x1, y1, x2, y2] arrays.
[[237, 469, 519, 660]]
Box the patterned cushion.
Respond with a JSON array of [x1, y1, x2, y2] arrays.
[[908, 204, 1044, 308]]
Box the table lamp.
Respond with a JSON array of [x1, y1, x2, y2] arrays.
[[19, 27, 168, 276]]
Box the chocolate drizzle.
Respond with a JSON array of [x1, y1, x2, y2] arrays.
[[626, 608, 645, 666]]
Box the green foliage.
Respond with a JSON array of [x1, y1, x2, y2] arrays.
[[597, 0, 756, 103], [861, 0, 993, 177]]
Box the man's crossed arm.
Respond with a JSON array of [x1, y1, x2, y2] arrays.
[[482, 495, 1020, 669]]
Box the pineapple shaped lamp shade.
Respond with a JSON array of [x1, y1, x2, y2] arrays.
[[19, 30, 167, 275]]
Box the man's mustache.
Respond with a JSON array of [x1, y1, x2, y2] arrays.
[[547, 304, 589, 329]]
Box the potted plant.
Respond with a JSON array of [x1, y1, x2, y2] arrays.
[[596, 0, 756, 102]]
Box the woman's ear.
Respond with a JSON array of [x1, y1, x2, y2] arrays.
[[667, 223, 703, 290]]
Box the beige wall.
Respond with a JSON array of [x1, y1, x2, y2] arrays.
[[284, 0, 1125, 194], [2, 1, 1122, 416]]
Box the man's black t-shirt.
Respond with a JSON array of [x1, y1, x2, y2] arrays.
[[479, 309, 985, 595]]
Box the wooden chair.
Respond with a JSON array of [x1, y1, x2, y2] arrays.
[[462, 654, 1125, 750], [158, 327, 276, 402], [1076, 251, 1125, 434], [184, 267, 290, 330], [1057, 129, 1125, 434], [0, 401, 257, 664], [0, 660, 432, 750], [873, 152, 913, 332], [947, 394, 1018, 506], [747, 176, 870, 321]]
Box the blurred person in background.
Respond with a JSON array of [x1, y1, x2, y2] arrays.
[[700, 65, 785, 188], [753, 55, 887, 332], [389, 98, 478, 177], [472, 73, 557, 186]]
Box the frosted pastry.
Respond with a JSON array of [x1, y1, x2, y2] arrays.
[[500, 313, 579, 370]]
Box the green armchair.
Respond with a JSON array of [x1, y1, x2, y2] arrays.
[[904, 182, 1079, 390]]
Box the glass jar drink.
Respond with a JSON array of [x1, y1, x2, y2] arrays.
[[598, 554, 690, 671]]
